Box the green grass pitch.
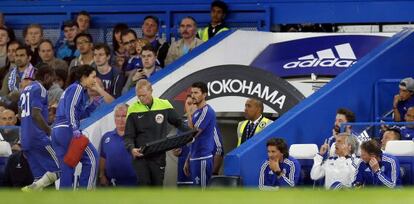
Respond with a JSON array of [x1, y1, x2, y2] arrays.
[[0, 188, 412, 204]]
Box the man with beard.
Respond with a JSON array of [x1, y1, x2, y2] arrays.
[[183, 82, 216, 188], [19, 64, 60, 191], [165, 17, 203, 66], [326, 108, 356, 157]]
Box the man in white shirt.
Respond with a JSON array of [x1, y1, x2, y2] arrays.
[[311, 132, 360, 189]]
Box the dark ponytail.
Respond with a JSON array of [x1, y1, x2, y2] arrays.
[[67, 65, 96, 87]]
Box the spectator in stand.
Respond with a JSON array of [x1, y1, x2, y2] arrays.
[[311, 133, 360, 189], [76, 11, 91, 34], [142, 16, 169, 68], [165, 17, 203, 66], [258, 138, 301, 190], [56, 20, 80, 65], [326, 108, 356, 156], [124, 38, 150, 76], [353, 140, 401, 188], [381, 128, 401, 151], [121, 29, 138, 76], [198, 0, 229, 42], [98, 103, 138, 187], [399, 106, 414, 140], [23, 24, 43, 66], [38, 39, 68, 72], [0, 26, 10, 69], [111, 23, 129, 72], [86, 77, 114, 110], [393, 77, 414, 122], [122, 45, 161, 94], [0, 109, 20, 149], [93, 43, 119, 97], [0, 34, 18, 91], [0, 46, 34, 98], [68, 33, 95, 72]]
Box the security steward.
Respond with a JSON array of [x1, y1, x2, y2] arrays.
[[198, 0, 229, 41], [237, 98, 273, 146], [124, 79, 189, 186]]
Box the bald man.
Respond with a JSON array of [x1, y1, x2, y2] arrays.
[[237, 98, 273, 146], [124, 79, 189, 186]]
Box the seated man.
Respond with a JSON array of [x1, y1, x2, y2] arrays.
[[399, 106, 414, 140], [258, 138, 301, 190], [327, 108, 356, 156], [310, 133, 360, 189], [165, 17, 203, 66], [393, 77, 414, 122], [198, 0, 229, 41], [99, 104, 138, 187], [381, 128, 401, 151], [353, 140, 401, 188]]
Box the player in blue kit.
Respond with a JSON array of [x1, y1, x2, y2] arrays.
[[51, 64, 99, 190], [184, 82, 216, 188], [98, 103, 138, 187], [19, 64, 60, 191], [259, 138, 301, 190]]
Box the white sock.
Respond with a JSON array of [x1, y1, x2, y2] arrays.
[[34, 172, 58, 188]]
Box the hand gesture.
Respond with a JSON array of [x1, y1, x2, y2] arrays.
[[172, 148, 182, 157], [269, 157, 280, 172], [393, 94, 401, 108], [369, 157, 380, 173], [131, 148, 143, 158], [319, 139, 329, 155], [132, 70, 146, 82]]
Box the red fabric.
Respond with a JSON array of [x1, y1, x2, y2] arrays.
[[63, 134, 89, 168]]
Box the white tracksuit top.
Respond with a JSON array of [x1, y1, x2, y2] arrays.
[[310, 154, 360, 189]]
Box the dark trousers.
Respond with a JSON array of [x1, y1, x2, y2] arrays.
[[132, 157, 165, 186]]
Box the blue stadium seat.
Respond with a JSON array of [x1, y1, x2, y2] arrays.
[[384, 140, 414, 185], [209, 175, 242, 187], [289, 144, 318, 186]]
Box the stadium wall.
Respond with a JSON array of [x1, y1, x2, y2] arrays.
[[224, 28, 414, 186]]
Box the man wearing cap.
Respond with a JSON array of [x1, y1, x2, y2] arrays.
[[393, 77, 414, 122]]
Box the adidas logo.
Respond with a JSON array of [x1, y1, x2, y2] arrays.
[[283, 43, 357, 69]]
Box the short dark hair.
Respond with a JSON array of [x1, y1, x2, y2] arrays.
[[143, 15, 160, 27], [93, 43, 111, 56], [67, 65, 96, 86], [266, 138, 289, 158], [384, 128, 401, 140], [74, 32, 93, 46], [23, 24, 43, 38], [120, 29, 137, 41], [77, 10, 91, 19], [16, 45, 32, 57], [34, 63, 54, 81], [337, 108, 355, 123], [191, 82, 208, 94], [141, 45, 157, 55], [211, 0, 228, 14], [112, 23, 129, 51], [55, 68, 68, 82], [62, 20, 79, 30], [181, 16, 198, 26], [39, 39, 54, 49], [361, 140, 382, 157]]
